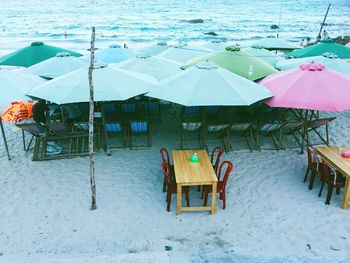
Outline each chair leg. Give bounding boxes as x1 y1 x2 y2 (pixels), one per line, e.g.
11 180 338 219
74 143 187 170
318 181 325 197
325 184 334 205
203 191 209 206
303 167 310 182
185 190 190 207
222 191 226 209
336 185 341 195
163 178 166 193
166 191 171 212
308 170 317 190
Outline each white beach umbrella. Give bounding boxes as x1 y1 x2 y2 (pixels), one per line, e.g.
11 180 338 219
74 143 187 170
155 45 212 64
146 61 273 106
201 41 231 51
27 63 158 104
111 56 182 81
252 38 301 50
136 42 169 57
0 69 46 106
22 52 87 79
80 44 135 64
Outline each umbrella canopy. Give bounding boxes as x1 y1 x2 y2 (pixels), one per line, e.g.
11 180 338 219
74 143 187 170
182 46 278 81
0 41 82 67
243 46 285 66
201 41 231 51
0 69 46 106
252 38 301 50
81 44 135 64
261 62 350 112
22 52 87 79
276 53 350 76
288 39 350 59
136 42 169 57
155 45 212 64
112 56 182 81
27 63 158 104
146 61 273 106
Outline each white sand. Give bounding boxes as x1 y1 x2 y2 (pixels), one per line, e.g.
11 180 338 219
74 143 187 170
1 107 350 263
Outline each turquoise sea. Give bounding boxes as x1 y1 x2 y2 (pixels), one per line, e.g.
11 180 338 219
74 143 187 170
0 0 349 54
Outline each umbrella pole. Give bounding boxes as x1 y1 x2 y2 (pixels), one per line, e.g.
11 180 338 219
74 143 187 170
0 118 11 160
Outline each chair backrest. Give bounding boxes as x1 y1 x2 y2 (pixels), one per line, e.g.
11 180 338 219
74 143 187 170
217 160 233 191
306 146 316 168
130 121 148 133
160 147 171 165
161 161 173 185
307 117 336 129
211 147 224 173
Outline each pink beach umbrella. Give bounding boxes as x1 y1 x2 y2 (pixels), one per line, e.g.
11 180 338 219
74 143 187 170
261 62 350 112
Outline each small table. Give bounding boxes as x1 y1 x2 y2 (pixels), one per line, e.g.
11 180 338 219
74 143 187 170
315 146 350 209
172 150 218 215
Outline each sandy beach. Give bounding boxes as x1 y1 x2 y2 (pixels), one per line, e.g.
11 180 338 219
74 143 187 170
1 104 350 263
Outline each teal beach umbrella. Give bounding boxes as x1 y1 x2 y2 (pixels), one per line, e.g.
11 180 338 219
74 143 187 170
0 41 82 67
288 39 350 59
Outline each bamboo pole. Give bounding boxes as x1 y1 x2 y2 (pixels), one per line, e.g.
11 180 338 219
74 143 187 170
0 118 11 160
88 27 97 210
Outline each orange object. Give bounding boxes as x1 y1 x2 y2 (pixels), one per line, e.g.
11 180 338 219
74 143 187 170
1 101 33 123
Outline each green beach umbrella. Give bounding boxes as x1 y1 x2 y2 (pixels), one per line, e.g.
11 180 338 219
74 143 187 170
27 63 158 104
22 52 86 79
287 39 350 59
276 53 350 76
252 38 301 51
182 46 278 81
146 61 273 106
112 55 182 81
243 46 285 66
156 45 212 64
0 41 82 67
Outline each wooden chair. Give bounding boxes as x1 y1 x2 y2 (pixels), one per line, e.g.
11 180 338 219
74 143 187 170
210 146 224 174
161 162 190 212
16 122 46 159
203 160 233 209
160 147 175 192
179 106 204 149
304 146 320 190
224 108 254 152
305 117 336 146
318 161 345 205
101 102 126 155
128 120 151 149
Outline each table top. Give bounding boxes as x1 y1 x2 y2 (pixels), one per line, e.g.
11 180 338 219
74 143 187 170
315 146 350 177
172 150 218 185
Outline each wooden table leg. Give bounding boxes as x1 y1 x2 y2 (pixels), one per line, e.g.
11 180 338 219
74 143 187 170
176 183 182 215
211 182 217 214
341 177 350 209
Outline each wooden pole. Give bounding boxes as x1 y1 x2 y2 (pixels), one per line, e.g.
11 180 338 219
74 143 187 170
316 3 331 43
88 27 97 210
0 118 11 160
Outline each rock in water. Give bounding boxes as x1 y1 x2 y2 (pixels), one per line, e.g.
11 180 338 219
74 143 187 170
188 19 204 24
204 32 218 36
128 238 150 253
271 24 279 29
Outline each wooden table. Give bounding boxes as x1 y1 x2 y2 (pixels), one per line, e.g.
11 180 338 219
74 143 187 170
315 146 350 209
172 150 218 215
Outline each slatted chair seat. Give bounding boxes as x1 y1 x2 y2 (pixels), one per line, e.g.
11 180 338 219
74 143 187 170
305 117 336 146
253 122 284 150
182 122 202 131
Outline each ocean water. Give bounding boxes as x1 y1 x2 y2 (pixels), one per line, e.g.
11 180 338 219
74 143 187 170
0 0 349 54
